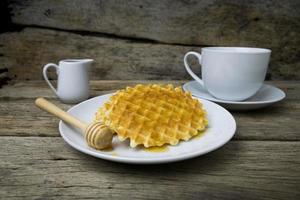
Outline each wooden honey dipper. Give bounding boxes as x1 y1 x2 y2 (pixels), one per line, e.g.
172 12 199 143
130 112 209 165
35 97 114 150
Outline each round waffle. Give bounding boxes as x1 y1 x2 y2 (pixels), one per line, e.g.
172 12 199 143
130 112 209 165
95 84 208 147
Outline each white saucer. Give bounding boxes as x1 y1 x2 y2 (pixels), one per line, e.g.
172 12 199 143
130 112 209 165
183 81 286 111
59 93 236 164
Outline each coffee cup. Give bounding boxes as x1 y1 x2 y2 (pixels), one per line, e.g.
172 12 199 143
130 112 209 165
184 47 271 101
43 59 93 103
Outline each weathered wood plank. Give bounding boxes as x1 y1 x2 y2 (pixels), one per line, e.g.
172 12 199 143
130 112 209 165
1 80 298 100
0 27 299 81
0 80 185 99
0 137 299 199
0 81 299 141
7 0 300 80
8 0 299 46
0 28 201 81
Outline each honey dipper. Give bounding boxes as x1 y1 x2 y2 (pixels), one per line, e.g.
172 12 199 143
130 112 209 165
35 97 114 150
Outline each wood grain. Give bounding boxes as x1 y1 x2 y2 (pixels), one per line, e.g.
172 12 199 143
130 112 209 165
0 81 299 141
0 28 200 81
0 80 185 98
0 137 299 200
0 27 299 81
7 0 300 80
8 0 299 46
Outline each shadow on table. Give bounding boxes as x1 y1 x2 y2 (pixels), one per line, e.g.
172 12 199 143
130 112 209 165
230 100 287 114
77 140 241 176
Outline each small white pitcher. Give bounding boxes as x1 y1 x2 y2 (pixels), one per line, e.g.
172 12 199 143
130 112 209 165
43 59 93 104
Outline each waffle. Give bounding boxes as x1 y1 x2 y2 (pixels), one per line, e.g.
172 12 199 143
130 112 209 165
95 84 208 148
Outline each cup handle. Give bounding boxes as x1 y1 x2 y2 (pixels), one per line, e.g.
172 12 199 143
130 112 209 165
184 51 204 86
43 63 59 96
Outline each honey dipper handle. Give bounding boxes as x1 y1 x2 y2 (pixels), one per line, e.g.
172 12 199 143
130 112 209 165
35 97 87 131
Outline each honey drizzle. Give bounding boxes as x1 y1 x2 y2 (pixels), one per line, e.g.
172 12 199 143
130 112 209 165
144 145 169 153
194 130 206 139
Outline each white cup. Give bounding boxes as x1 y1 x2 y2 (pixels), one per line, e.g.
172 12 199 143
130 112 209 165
184 47 271 101
43 59 93 103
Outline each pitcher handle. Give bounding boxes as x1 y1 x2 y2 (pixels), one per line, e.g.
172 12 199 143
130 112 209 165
43 63 59 96
184 51 204 87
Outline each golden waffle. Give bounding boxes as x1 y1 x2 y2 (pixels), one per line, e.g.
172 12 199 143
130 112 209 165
95 84 208 148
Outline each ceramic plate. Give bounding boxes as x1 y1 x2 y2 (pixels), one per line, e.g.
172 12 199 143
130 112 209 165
59 94 236 164
183 81 286 111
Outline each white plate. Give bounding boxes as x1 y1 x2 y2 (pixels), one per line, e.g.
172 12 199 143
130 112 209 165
183 81 286 111
59 94 236 164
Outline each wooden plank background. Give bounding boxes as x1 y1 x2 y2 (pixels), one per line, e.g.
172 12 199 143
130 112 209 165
0 28 200 81
0 0 299 84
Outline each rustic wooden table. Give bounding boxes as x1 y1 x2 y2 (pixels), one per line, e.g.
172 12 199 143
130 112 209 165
0 80 299 199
